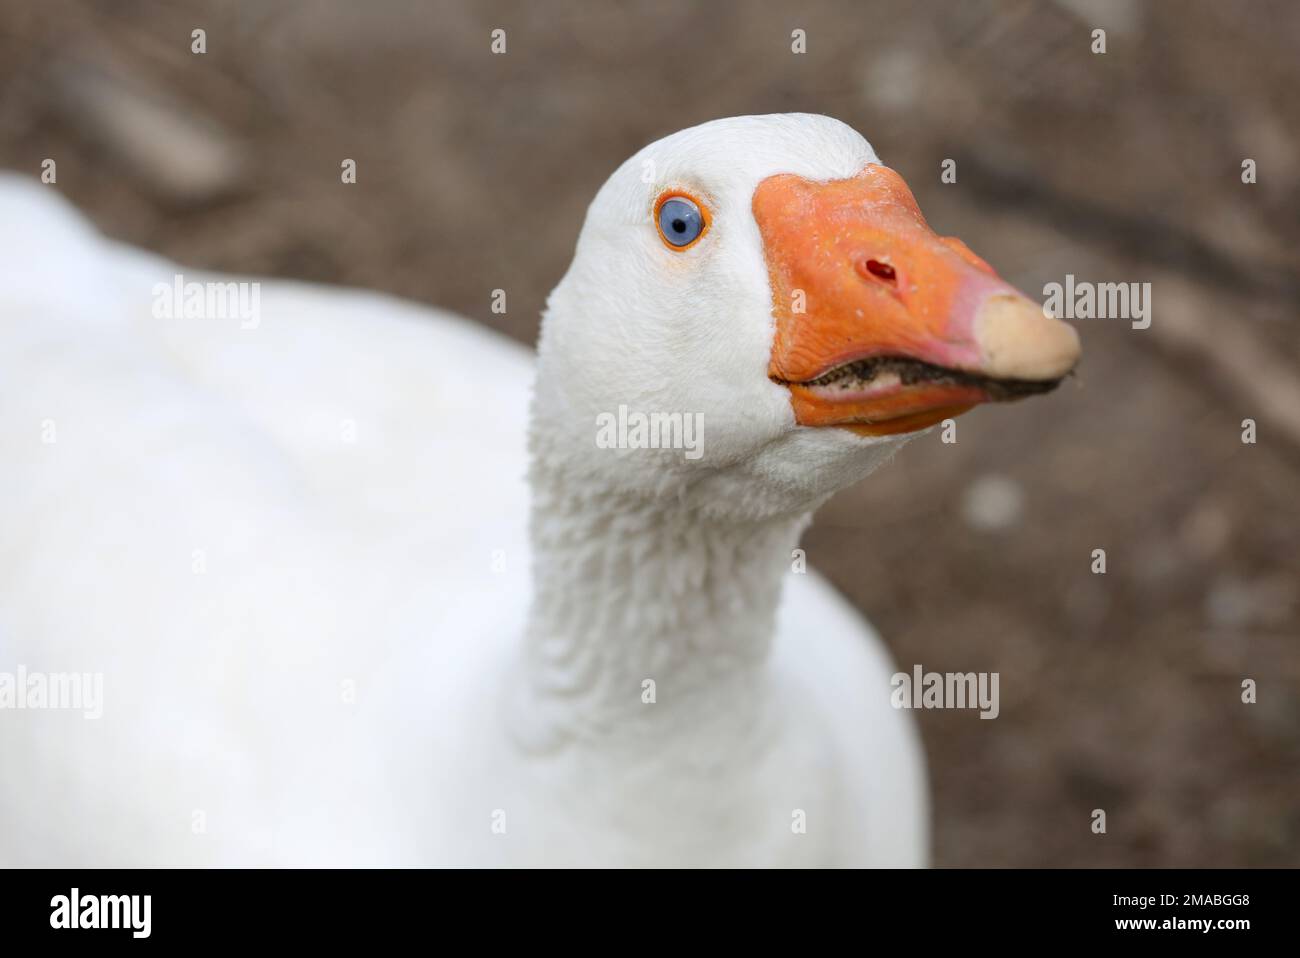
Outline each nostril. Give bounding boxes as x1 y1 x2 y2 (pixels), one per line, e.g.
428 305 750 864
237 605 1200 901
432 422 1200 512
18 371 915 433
864 259 897 283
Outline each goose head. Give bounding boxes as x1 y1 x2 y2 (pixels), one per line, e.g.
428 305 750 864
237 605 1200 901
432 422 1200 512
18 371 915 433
533 114 1080 520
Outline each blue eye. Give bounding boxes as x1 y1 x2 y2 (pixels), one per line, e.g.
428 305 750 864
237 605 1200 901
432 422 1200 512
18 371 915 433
657 196 705 248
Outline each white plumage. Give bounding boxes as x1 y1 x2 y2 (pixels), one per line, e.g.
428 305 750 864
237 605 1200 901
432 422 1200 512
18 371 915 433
0 115 930 866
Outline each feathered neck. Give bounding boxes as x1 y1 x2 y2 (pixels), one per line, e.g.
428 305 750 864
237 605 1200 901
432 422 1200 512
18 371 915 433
509 453 810 752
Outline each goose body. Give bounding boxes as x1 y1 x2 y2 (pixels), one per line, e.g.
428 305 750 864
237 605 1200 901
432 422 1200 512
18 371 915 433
0 114 1078 866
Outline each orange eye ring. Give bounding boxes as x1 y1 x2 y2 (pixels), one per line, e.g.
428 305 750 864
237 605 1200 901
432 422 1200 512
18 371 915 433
653 189 711 251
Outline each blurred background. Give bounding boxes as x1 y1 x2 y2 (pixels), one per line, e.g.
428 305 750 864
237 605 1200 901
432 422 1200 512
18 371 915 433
1 0 1296 866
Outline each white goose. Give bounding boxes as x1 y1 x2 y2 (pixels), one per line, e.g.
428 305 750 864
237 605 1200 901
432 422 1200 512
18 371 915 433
0 114 1078 867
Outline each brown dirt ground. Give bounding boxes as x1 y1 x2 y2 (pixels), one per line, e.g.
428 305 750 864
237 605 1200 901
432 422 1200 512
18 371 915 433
2 0 1296 866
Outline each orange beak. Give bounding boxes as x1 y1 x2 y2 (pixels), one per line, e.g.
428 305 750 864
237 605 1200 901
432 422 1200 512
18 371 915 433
755 165 1081 436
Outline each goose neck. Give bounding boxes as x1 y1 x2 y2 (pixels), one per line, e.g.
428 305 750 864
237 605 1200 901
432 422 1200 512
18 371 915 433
516 461 810 745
